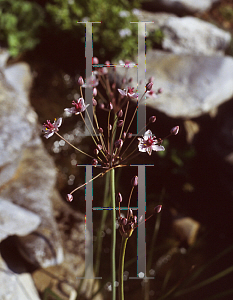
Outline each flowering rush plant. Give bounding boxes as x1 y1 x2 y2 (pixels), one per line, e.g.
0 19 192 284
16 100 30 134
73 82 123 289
42 58 179 300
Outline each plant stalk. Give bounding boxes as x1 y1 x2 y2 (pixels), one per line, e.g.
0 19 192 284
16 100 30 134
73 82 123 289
118 236 128 300
110 167 116 300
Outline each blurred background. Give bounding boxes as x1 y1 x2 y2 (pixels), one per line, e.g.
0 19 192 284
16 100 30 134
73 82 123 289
0 0 233 299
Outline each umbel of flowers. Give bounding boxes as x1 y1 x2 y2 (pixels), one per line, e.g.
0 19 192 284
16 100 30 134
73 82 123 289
42 58 179 300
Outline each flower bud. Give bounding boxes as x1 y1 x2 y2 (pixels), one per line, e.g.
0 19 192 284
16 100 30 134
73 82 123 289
99 103 105 109
123 132 126 139
122 218 127 226
127 132 132 139
92 98 97 106
115 139 123 148
117 110 123 118
109 124 112 131
146 82 153 91
98 128 103 134
131 176 138 186
93 87 97 97
116 192 123 203
66 194 73 202
94 148 99 155
105 60 111 66
97 144 102 151
92 57 99 64
109 102 113 110
117 120 124 127
129 209 133 218
170 126 179 135
149 116 156 123
157 88 163 94
78 76 84 86
154 205 162 214
92 159 98 165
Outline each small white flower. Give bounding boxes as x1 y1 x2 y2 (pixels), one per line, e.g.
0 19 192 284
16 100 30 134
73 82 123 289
138 130 165 155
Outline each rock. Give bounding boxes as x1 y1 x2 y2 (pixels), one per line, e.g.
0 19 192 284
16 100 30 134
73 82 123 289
142 0 220 15
121 50 233 118
0 255 40 300
0 51 64 268
32 190 103 300
161 16 231 56
0 60 37 184
0 141 64 268
137 11 231 56
0 199 41 242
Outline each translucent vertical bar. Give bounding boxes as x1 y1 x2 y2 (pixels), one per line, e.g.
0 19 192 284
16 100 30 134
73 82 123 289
137 22 146 134
137 165 146 277
85 23 93 135
85 165 94 278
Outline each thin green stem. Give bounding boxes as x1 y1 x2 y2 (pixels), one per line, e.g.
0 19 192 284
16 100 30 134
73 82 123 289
118 236 128 300
110 167 116 300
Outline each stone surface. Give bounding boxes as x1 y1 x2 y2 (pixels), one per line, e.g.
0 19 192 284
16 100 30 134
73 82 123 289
161 16 231 55
120 50 233 118
33 189 102 300
143 0 220 15
0 199 41 242
0 255 40 300
0 51 64 269
0 141 64 268
0 60 37 178
137 11 231 56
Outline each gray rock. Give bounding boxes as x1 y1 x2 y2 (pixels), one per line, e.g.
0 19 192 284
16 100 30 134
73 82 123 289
0 141 64 268
0 51 64 268
0 256 40 300
143 0 219 15
0 61 37 172
122 50 233 118
162 16 231 56
0 199 41 242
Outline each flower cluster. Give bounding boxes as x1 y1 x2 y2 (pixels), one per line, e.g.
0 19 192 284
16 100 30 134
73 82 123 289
42 57 179 200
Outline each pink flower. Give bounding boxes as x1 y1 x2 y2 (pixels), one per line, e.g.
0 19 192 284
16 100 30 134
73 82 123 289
138 130 164 155
118 87 138 99
64 98 89 115
42 118 62 139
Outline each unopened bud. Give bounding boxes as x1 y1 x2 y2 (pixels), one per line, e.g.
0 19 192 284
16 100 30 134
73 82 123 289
78 76 84 86
115 139 123 148
154 205 162 214
146 82 153 91
99 103 105 109
117 120 124 127
117 110 123 118
129 209 133 218
127 132 132 139
123 132 126 139
66 194 73 202
98 128 103 134
94 148 99 155
97 144 102 151
133 215 137 223
116 192 123 203
149 116 156 123
93 87 97 97
109 124 112 131
92 98 97 106
131 176 138 186
92 159 98 165
109 102 113 110
105 60 111 66
122 218 127 226
170 126 179 135
92 57 99 64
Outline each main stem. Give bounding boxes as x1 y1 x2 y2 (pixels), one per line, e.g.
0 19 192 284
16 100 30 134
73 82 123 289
118 236 128 300
110 167 116 300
